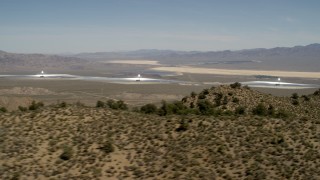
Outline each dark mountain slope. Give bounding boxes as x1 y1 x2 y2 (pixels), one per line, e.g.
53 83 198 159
0 51 88 72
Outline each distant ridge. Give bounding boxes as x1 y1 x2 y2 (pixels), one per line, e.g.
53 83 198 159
69 43 320 58
0 50 88 72
1 43 320 72
67 43 320 71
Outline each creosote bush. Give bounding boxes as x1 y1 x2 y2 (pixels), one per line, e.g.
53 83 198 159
96 100 105 108
291 93 299 99
252 103 267 116
107 100 128 110
140 103 157 114
28 101 44 111
235 106 246 115
158 100 190 116
313 89 320 96
0 107 7 113
292 99 299 106
175 119 189 132
230 82 241 89
274 109 290 118
197 100 214 115
232 97 239 103
98 141 114 154
190 91 197 98
59 101 67 108
267 105 275 116
59 146 73 161
18 106 28 112
301 95 310 101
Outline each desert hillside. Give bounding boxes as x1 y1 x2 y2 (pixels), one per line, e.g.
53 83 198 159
182 84 320 119
0 86 320 179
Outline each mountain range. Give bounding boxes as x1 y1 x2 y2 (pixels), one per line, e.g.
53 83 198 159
1 43 320 72
69 43 320 71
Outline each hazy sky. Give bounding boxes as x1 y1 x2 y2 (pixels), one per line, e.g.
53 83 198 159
1 0 320 53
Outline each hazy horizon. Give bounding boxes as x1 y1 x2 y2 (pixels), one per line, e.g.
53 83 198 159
1 0 320 53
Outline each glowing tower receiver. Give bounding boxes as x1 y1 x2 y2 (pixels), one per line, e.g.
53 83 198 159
276 77 281 86
136 74 141 81
40 70 45 78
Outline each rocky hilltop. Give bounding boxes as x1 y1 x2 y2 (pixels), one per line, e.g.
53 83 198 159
0 86 319 179
182 84 320 119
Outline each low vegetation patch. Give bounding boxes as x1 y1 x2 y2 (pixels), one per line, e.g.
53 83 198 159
0 107 7 113
28 101 44 110
0 85 319 179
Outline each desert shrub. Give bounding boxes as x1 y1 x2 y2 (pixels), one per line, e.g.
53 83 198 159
107 99 117 109
301 95 310 101
59 101 67 108
267 105 275 116
0 107 7 113
243 85 251 89
28 101 44 111
271 135 285 144
158 100 168 116
116 100 128 110
202 88 210 95
235 106 246 115
313 89 320 96
190 91 197 98
37 101 44 107
232 97 239 103
230 82 241 88
140 103 157 114
59 146 73 160
98 141 114 154
197 87 210 100
275 109 290 119
222 96 228 105
190 102 195 108
197 100 214 115
178 108 199 115
172 101 188 114
291 93 299 99
175 119 189 132
158 100 189 115
75 101 85 107
165 103 178 114
107 100 128 110
161 101 197 115
292 99 299 106
18 106 28 112
214 93 223 106
252 103 267 116
96 100 105 108
133 169 144 178
181 96 188 103
213 108 223 116
198 93 206 99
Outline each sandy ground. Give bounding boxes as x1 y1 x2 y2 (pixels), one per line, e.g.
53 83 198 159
152 66 320 78
105 60 161 65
